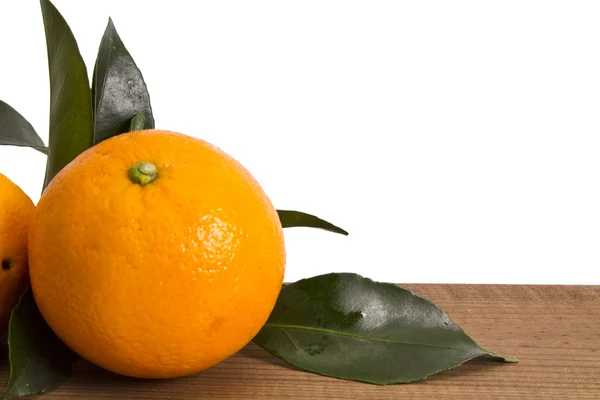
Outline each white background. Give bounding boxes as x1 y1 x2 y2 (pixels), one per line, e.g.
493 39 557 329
1 1 599 284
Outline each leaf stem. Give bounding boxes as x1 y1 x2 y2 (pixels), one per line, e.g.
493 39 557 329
129 112 146 132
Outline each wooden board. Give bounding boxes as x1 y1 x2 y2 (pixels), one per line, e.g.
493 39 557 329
0 284 598 399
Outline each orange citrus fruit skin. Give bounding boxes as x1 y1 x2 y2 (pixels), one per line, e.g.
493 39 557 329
29 130 286 379
0 173 35 332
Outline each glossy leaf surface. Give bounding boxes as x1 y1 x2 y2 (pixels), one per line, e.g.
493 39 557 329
254 273 516 384
92 18 154 145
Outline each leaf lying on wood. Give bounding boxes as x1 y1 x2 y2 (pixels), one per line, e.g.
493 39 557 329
254 273 516 385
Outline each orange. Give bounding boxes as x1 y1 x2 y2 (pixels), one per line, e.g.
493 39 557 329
28 130 285 379
0 173 35 332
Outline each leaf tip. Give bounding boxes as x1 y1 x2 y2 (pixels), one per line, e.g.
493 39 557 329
487 352 519 363
39 0 56 13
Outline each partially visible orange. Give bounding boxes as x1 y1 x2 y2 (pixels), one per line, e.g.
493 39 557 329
28 130 285 378
0 173 35 332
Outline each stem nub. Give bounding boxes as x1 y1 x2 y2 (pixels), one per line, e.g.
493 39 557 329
129 162 158 186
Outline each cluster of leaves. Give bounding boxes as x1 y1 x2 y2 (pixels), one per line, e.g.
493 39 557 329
0 0 516 398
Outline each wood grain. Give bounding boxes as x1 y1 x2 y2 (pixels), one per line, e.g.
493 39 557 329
0 284 598 399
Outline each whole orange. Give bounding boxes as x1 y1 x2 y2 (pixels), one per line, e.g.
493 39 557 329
0 173 35 332
28 130 285 379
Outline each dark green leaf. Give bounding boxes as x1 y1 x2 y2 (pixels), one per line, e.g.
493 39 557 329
0 100 47 155
92 18 154 145
277 210 348 235
3 287 79 399
40 0 93 188
129 112 146 132
254 273 517 385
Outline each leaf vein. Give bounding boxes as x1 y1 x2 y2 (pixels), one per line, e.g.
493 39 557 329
265 323 457 350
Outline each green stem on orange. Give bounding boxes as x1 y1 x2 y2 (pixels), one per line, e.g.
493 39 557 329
128 162 157 186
